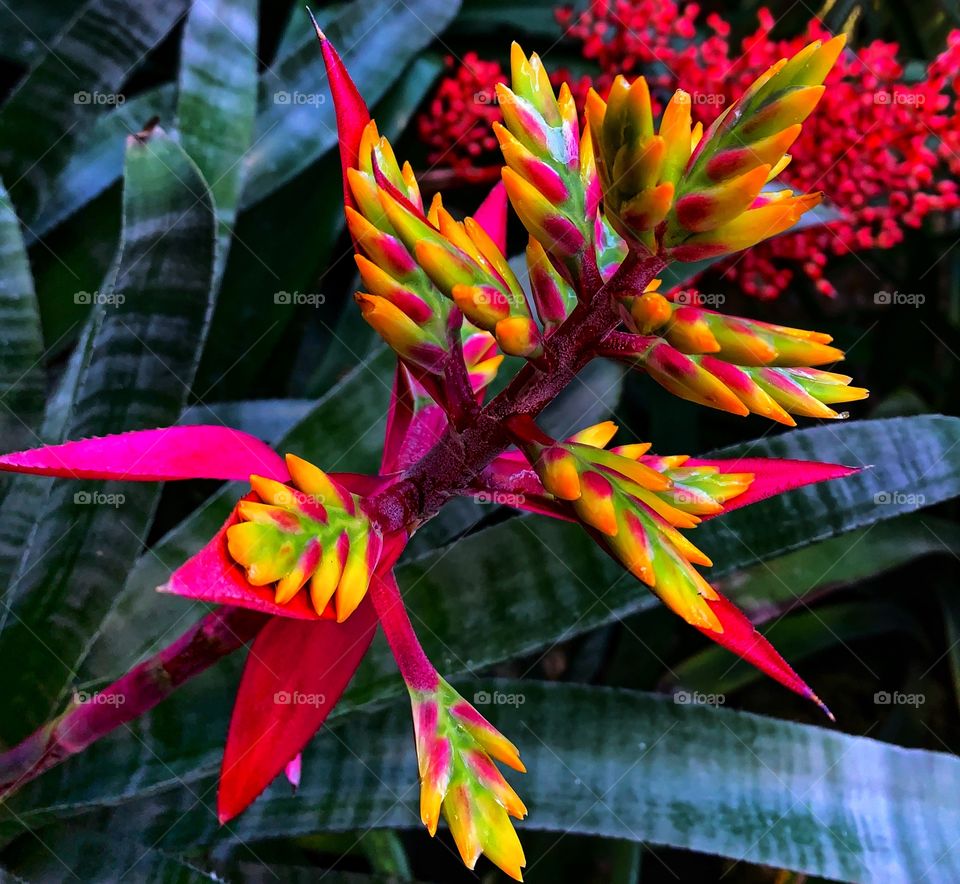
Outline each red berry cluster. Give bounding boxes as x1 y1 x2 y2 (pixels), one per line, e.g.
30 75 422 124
418 52 506 178
417 3 960 299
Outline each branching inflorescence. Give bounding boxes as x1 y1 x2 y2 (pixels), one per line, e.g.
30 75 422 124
0 19 870 880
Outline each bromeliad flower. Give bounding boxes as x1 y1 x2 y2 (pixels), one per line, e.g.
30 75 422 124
0 18 871 880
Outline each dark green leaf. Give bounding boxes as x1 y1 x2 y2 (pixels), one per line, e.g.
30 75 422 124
177 0 258 262
28 86 175 242
241 0 461 207
0 0 191 221
0 181 44 451
14 682 960 884
0 127 217 743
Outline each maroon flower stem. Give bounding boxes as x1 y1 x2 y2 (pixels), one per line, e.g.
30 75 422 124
365 253 667 533
0 606 267 796
368 572 438 692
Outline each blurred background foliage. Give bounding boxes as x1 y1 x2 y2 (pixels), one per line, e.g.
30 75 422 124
0 0 959 881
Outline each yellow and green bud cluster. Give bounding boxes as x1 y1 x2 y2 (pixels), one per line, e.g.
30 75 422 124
585 36 845 259
411 678 526 881
615 292 868 424
348 121 541 362
227 454 381 621
518 421 753 632
586 80 699 254
496 44 599 286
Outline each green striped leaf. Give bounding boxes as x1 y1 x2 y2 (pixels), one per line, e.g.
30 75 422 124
0 0 191 221
0 181 44 451
29 86 176 241
241 0 461 206
0 127 217 744
9 682 960 883
177 0 258 273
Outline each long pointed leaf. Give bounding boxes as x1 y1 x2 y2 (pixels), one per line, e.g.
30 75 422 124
0 127 217 743
0 181 43 451
0 0 191 221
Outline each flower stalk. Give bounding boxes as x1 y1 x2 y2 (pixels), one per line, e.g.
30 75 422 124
0 607 266 796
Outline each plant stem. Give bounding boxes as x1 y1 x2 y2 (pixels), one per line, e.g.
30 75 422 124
0 606 266 796
368 571 438 692
365 253 666 532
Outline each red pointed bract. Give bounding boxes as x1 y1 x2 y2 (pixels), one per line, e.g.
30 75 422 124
473 181 509 254
699 589 833 719
690 457 858 519
0 426 287 482
382 363 448 473
217 597 379 822
313 15 370 221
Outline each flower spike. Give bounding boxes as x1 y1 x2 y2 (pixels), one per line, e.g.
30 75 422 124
603 334 867 424
348 121 541 362
507 417 831 711
663 36 845 259
411 679 527 880
586 81 691 252
585 37 843 258
496 43 599 289
627 292 845 366
368 572 526 880
226 454 383 621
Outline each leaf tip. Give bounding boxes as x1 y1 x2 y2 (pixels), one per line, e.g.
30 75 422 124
305 6 325 41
